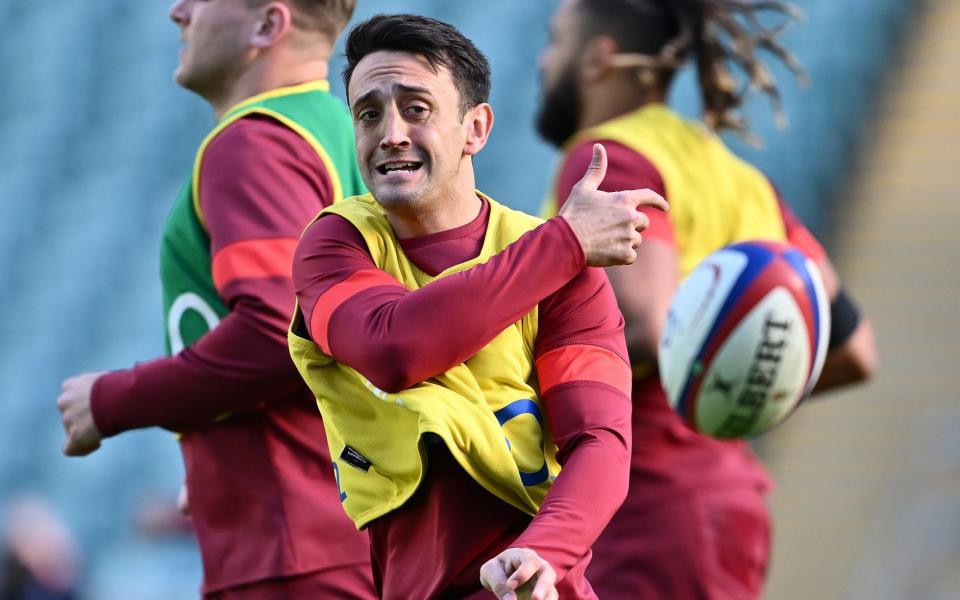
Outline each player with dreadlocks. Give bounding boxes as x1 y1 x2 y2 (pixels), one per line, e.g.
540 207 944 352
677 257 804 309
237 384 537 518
537 0 877 597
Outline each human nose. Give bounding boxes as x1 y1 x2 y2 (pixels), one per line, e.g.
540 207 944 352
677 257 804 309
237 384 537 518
170 0 189 27
379 106 411 150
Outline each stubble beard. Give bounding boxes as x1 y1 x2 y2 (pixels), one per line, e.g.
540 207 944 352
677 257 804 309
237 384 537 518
372 186 426 213
367 166 430 214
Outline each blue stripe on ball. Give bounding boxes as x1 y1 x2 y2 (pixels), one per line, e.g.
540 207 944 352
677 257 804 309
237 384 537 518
675 243 774 422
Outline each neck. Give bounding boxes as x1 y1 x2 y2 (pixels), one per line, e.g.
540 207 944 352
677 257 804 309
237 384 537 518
386 162 483 239
579 77 665 129
210 50 330 119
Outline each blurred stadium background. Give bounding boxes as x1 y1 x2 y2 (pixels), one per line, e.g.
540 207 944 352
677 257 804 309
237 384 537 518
0 0 954 598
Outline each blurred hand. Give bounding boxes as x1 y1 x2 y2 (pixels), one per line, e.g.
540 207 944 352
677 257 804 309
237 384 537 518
56 372 105 456
480 547 558 600
135 485 193 537
558 143 668 267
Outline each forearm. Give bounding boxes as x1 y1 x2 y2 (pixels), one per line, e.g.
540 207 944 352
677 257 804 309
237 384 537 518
92 116 332 436
91 310 300 436
604 240 678 369
813 318 877 394
810 284 876 394
510 383 631 580
321 218 586 391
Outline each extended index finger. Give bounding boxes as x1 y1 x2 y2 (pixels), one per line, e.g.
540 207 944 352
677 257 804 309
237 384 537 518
617 188 669 212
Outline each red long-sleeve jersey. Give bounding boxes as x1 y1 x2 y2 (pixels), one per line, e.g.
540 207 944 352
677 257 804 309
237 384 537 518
90 115 372 594
556 139 826 599
293 198 633 598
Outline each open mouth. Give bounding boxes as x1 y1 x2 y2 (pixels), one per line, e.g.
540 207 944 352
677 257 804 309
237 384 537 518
376 161 424 175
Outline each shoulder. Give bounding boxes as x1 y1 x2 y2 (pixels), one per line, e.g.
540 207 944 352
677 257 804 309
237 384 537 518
204 114 317 163
319 194 397 246
298 213 369 258
196 114 336 239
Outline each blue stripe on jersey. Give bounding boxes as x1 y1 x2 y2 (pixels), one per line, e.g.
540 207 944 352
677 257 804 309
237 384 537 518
494 399 550 487
494 399 544 426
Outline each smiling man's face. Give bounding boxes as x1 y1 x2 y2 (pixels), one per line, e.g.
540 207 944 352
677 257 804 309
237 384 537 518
348 50 472 212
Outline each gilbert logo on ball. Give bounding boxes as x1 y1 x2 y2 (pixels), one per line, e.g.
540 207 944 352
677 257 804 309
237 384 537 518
659 241 830 439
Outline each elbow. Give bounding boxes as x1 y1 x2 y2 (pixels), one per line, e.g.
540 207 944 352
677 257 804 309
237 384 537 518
364 370 415 396
847 350 877 385
367 374 414 395
848 319 879 383
602 426 632 507
610 464 630 509
362 345 422 393
613 437 631 505
602 450 631 518
812 319 878 395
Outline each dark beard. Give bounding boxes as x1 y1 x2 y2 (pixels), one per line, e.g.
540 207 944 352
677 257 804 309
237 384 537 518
536 67 582 148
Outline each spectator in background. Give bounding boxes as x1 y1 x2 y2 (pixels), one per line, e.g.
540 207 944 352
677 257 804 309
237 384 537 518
55 1 375 598
1 495 81 600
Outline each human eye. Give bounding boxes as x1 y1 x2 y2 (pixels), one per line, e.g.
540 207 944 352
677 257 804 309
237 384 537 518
403 103 430 120
357 108 380 123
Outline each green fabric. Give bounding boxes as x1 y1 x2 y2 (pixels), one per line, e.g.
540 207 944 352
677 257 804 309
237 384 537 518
160 84 364 355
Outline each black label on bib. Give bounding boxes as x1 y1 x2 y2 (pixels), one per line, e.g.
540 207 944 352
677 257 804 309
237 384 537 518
340 445 372 472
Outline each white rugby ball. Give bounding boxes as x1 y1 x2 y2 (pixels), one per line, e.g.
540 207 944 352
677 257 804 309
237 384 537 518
658 241 830 438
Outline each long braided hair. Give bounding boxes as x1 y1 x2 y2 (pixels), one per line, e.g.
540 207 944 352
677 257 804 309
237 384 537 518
581 0 806 138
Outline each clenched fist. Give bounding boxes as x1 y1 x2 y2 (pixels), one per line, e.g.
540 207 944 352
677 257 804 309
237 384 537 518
56 372 105 456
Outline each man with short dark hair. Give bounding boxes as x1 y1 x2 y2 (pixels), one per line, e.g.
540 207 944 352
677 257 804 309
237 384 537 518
55 1 375 597
288 13 668 600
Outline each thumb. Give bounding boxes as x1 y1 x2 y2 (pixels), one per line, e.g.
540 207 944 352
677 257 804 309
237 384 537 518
488 575 517 600
575 143 608 191
481 561 515 600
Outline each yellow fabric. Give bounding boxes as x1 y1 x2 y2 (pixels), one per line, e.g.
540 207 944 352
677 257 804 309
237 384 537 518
190 81 342 229
545 104 787 276
222 80 330 112
288 193 560 529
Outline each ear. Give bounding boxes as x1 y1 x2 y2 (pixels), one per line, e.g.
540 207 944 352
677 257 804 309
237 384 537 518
251 2 293 49
462 103 495 157
580 35 619 84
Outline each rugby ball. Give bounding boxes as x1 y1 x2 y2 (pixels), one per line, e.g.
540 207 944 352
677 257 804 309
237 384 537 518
658 241 830 438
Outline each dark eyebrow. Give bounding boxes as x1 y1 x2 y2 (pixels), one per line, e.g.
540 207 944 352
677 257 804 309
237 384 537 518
395 84 434 98
352 89 380 110
352 84 435 111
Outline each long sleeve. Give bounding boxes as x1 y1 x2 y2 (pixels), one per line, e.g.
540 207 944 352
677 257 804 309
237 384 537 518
292 213 588 393
508 267 633 581
92 115 334 435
